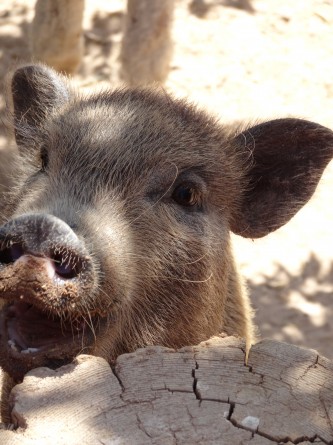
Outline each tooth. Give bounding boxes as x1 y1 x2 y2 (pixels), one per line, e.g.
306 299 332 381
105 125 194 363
21 348 39 354
8 339 19 352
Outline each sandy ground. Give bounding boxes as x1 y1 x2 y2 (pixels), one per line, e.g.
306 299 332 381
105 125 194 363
0 0 332 357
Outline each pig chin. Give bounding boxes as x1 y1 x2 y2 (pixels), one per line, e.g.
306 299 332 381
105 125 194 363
0 253 103 381
0 301 84 379
0 298 105 381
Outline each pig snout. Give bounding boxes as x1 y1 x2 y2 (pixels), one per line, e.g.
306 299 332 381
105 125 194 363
0 213 87 281
0 213 97 314
0 214 103 379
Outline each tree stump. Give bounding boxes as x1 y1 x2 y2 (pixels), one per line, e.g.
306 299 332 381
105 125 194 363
0 336 332 444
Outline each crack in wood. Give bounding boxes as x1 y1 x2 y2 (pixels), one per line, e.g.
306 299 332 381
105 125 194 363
192 360 200 401
226 401 235 421
111 364 125 393
135 413 153 439
227 413 326 444
192 350 331 444
319 396 333 442
1 338 332 444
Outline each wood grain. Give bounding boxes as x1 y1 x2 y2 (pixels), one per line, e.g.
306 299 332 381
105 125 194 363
0 336 332 444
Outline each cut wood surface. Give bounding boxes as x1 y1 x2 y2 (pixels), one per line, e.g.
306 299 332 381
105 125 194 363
0 336 332 444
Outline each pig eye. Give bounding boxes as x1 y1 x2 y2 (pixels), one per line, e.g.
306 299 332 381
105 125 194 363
40 146 49 172
172 184 201 208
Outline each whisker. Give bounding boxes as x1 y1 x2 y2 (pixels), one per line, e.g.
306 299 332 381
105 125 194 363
82 311 97 342
143 272 213 284
116 250 208 267
0 183 12 191
182 252 209 266
95 285 110 301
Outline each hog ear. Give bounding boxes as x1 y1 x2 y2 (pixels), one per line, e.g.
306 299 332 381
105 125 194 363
230 118 333 238
11 64 70 146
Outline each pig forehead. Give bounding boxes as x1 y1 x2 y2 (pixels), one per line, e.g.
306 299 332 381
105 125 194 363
71 104 178 147
56 99 226 169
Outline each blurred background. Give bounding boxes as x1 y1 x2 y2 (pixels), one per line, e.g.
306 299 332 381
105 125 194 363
0 0 332 357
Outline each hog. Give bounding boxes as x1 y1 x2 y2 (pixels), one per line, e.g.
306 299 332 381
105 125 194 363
0 64 333 385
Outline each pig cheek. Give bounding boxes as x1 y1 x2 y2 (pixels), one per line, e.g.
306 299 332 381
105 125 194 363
83 213 136 309
11 177 50 217
94 252 129 311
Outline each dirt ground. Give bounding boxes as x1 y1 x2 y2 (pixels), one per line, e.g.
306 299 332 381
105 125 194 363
0 0 332 357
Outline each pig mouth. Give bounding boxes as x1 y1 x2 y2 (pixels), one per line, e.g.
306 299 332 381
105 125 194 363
0 299 102 379
2 301 88 355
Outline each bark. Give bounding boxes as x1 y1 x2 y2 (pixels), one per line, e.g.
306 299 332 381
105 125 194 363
30 0 85 74
120 0 175 85
0 336 332 444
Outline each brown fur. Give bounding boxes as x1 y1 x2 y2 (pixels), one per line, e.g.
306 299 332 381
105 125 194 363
0 147 16 214
0 65 333 406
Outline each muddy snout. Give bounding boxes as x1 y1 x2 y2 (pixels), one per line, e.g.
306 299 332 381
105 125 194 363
0 214 96 313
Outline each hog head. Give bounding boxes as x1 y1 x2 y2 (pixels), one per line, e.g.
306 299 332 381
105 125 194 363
0 65 332 381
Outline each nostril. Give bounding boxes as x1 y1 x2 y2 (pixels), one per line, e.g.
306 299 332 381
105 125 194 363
51 251 83 280
53 259 77 279
0 242 25 264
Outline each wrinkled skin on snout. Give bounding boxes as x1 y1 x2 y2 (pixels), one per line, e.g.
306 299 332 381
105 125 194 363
0 65 332 382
